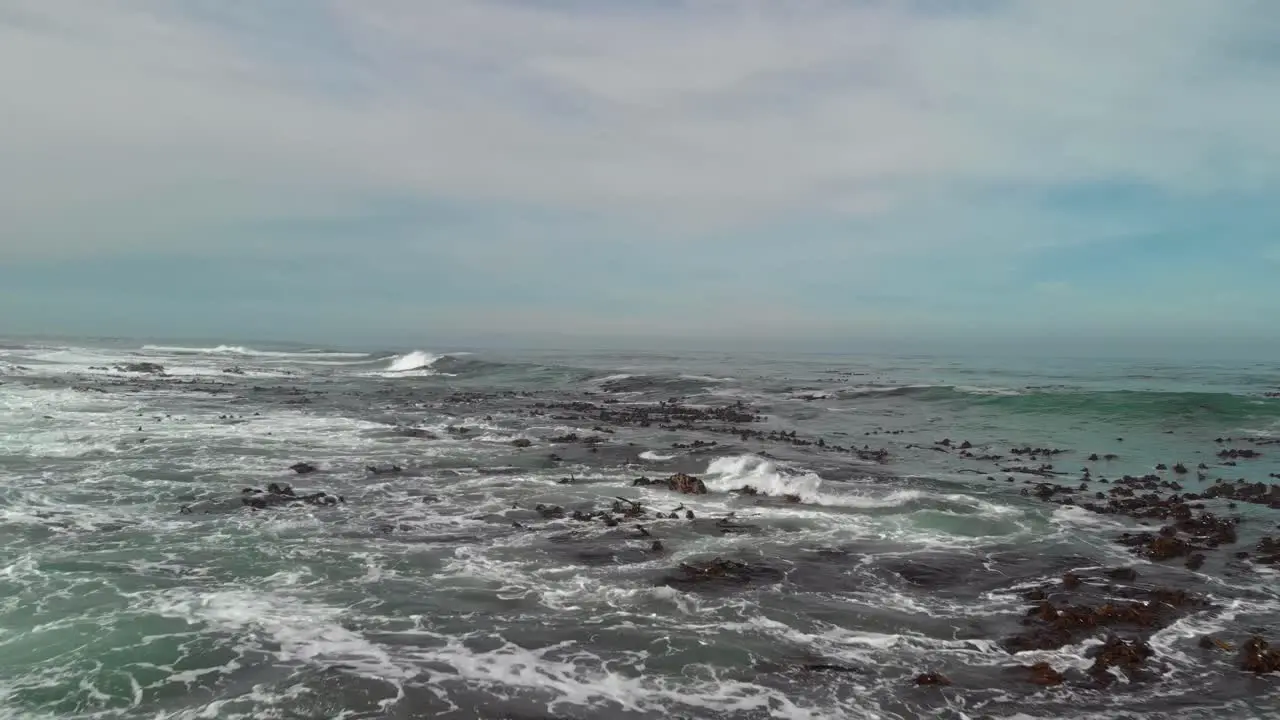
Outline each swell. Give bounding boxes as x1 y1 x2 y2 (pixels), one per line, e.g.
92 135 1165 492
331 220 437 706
841 385 1280 423
593 373 733 396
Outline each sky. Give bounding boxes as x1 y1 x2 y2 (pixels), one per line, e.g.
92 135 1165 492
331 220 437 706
0 0 1277 351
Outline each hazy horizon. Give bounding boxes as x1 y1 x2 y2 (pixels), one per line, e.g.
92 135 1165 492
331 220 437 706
1 1 1278 345
6 328 1279 365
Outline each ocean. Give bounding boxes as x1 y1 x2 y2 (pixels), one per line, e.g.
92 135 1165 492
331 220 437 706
1 338 1277 719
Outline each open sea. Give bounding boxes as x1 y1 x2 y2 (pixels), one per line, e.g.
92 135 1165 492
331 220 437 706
1 338 1278 719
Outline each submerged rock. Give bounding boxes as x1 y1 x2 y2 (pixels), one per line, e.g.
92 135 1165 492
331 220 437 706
1088 636 1155 682
241 483 343 510
290 462 318 474
1023 662 1065 686
1002 585 1205 653
115 362 165 374
914 672 952 686
1241 636 1280 674
658 557 785 592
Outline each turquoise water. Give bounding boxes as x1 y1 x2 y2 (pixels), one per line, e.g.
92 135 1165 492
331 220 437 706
0 339 1277 719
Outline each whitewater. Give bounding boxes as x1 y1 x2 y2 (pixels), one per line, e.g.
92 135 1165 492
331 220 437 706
0 338 1278 719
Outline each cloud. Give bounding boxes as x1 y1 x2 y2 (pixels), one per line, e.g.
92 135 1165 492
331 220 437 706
0 0 1277 341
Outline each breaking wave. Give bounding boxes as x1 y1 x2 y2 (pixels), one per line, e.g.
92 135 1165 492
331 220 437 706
702 455 914 508
385 351 441 373
702 455 1019 517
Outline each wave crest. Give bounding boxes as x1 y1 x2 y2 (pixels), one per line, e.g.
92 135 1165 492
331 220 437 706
385 351 442 373
703 455 919 508
141 344 367 359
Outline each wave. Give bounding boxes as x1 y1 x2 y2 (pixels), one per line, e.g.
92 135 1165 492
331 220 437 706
639 451 676 462
141 344 367 359
700 456 1022 520
385 350 441 373
834 384 1280 422
965 388 1280 423
597 373 728 396
702 455 923 509
836 384 1020 398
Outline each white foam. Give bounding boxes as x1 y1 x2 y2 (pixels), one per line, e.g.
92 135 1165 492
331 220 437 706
414 635 833 718
594 373 635 384
141 344 367 359
374 350 443 377
954 385 1023 396
702 455 912 508
639 451 676 462
148 588 415 681
839 384 931 396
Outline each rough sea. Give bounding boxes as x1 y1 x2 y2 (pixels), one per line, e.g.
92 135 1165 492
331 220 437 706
1 338 1278 720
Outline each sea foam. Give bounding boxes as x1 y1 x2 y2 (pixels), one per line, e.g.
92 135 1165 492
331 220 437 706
385 351 441 373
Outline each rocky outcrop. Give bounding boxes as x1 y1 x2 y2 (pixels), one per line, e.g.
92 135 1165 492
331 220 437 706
658 557 784 592
114 362 165 374
1241 636 1280 674
667 473 707 494
241 483 343 509
1088 636 1155 682
632 473 708 494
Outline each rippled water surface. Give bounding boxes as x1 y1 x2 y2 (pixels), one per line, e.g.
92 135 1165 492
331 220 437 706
1 340 1278 719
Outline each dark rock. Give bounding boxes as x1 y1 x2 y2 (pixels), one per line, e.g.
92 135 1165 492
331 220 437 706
396 427 438 439
1199 635 1234 652
1088 636 1154 680
1002 586 1205 654
1024 662 1065 686
290 462 318 474
914 672 952 686
1100 563 1141 579
658 557 785 592
667 473 709 494
1241 636 1280 674
241 483 343 510
511 438 533 448
115 362 166 374
535 504 565 519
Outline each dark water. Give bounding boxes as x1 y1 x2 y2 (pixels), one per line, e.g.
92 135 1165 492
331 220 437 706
1 340 1278 719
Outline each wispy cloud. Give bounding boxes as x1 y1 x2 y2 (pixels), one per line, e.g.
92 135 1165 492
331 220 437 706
1 0 1277 342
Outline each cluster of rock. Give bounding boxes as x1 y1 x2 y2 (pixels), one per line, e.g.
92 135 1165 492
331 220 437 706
240 483 344 509
659 557 785 592
113 362 166 374
526 399 894 465
632 473 708 494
